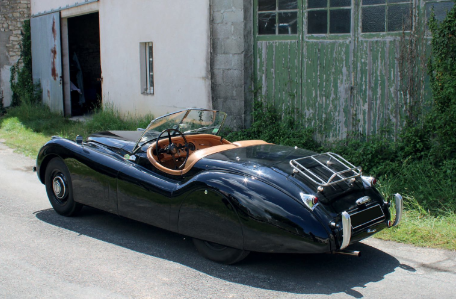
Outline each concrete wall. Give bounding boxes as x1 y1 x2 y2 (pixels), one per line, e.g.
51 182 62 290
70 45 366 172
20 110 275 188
0 0 31 107
210 0 253 129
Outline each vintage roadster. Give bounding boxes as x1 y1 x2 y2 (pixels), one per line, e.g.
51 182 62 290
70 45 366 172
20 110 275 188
35 108 403 264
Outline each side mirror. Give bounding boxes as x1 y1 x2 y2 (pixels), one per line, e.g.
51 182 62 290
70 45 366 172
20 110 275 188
76 135 83 145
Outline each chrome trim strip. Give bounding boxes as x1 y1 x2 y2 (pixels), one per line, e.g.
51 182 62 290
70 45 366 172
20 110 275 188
358 218 386 231
392 193 403 227
353 215 385 229
340 211 351 250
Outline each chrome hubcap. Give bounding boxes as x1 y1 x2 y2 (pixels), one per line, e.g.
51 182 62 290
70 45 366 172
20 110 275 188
52 175 66 200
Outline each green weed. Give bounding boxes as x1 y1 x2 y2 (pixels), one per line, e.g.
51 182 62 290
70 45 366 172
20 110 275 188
376 209 456 250
428 5 456 160
374 176 456 250
226 100 320 151
0 102 152 157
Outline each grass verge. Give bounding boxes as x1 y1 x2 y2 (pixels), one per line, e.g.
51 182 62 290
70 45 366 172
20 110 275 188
377 180 456 250
375 210 456 250
0 103 151 157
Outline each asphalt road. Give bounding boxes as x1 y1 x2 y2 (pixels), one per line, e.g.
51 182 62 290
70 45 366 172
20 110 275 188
1 140 455 299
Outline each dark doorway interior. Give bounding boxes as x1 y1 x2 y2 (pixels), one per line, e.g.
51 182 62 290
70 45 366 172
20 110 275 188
68 13 102 116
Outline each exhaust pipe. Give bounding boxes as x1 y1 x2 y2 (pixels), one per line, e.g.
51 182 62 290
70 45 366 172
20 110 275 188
334 250 361 257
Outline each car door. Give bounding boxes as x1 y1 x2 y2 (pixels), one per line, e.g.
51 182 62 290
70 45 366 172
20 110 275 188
117 161 179 231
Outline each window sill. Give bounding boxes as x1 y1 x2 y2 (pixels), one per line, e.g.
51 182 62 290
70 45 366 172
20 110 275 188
256 35 299 41
305 34 351 41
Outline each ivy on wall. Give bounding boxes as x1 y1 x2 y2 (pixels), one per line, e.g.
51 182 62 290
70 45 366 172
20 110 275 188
10 20 40 107
428 4 456 159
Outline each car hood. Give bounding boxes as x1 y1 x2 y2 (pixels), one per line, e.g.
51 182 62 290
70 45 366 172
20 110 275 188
87 131 142 153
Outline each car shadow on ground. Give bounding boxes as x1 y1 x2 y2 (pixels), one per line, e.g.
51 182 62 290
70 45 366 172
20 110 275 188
35 206 406 297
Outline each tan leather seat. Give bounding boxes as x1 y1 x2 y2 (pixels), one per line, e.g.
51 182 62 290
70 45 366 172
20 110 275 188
147 138 269 176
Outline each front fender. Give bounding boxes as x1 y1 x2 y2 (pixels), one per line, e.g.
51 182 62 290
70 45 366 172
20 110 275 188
36 137 81 184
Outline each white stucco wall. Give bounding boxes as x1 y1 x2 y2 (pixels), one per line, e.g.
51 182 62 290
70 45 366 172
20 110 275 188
99 0 212 117
31 0 212 118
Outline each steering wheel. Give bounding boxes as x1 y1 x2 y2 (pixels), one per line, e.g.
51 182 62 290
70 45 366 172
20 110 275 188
155 128 190 170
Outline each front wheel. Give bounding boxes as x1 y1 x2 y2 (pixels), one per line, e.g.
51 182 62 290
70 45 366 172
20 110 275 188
192 238 250 264
45 158 82 216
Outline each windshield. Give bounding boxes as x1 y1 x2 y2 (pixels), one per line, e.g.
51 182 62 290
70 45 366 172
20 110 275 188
133 108 227 152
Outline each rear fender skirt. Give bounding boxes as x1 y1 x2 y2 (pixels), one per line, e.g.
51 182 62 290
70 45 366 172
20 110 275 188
176 171 331 253
178 188 244 250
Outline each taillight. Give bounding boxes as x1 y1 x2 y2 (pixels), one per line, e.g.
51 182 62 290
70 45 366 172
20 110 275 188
361 176 377 188
300 193 319 210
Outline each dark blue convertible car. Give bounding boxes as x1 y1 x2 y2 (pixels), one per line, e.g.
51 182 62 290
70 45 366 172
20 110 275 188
36 108 403 264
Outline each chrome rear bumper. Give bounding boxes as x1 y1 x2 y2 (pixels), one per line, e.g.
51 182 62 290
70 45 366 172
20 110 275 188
340 211 351 250
389 193 403 227
339 193 403 250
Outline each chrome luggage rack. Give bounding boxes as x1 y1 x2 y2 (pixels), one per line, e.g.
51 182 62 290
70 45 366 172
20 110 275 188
289 152 362 188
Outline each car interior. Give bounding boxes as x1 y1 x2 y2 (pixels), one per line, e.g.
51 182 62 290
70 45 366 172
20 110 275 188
146 133 268 175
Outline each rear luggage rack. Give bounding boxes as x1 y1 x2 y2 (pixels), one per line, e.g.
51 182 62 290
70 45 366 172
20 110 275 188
290 152 362 188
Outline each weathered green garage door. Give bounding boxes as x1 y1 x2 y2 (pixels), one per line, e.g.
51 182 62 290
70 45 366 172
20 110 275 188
254 0 445 140
302 0 353 140
255 0 302 111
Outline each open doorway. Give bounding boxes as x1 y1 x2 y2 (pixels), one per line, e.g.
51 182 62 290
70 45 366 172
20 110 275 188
67 12 101 116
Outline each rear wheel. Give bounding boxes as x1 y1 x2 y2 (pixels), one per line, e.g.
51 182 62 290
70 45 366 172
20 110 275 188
45 158 82 216
192 238 250 264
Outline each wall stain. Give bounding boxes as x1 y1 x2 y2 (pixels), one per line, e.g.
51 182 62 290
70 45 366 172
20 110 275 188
52 16 57 40
51 45 58 81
